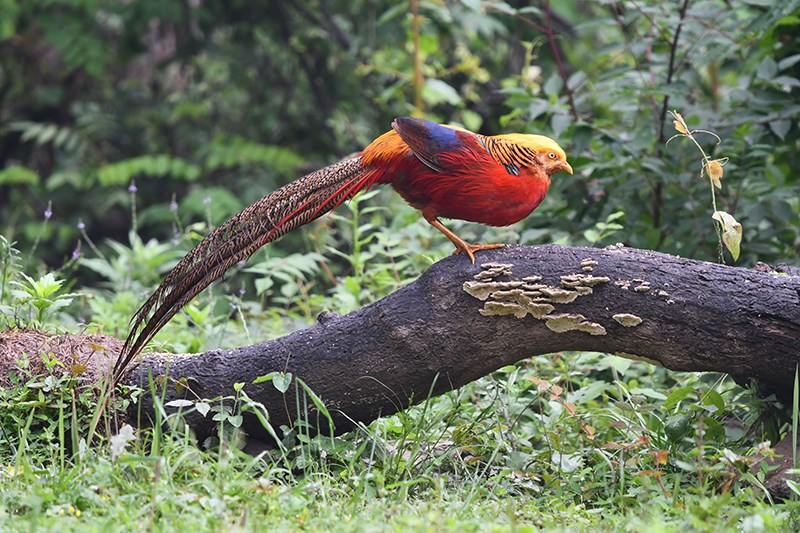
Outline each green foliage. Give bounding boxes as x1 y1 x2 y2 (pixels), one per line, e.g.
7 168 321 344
245 252 325 309
0 344 135 469
2 0 798 269
6 121 89 159
0 165 39 186
0 235 20 306
78 231 213 351
204 137 304 174
2 272 78 327
582 211 625 247
80 231 182 290
4 344 799 529
97 155 202 186
498 1 799 263
327 190 406 311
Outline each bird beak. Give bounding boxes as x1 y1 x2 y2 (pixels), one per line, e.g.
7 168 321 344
561 161 574 175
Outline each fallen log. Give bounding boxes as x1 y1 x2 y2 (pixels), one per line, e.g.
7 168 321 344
124 244 800 446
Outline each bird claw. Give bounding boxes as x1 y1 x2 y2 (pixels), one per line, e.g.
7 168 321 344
452 243 505 264
425 218 505 264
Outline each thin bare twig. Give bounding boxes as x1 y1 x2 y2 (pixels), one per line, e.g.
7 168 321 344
658 0 691 143
653 0 691 233
493 2 579 121
543 1 579 121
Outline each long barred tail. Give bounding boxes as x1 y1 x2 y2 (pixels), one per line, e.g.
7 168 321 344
113 155 374 380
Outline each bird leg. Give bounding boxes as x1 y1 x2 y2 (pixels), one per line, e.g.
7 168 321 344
426 218 504 264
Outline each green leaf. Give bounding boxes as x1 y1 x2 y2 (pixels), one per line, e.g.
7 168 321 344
252 370 294 394
253 372 277 384
460 109 483 132
605 355 632 375
712 211 743 261
204 137 302 175
422 79 463 106
273 372 292 393
165 399 194 408
0 165 39 186
0 0 18 40
664 413 692 442
543 73 563 97
583 229 600 243
769 119 791 140
701 389 725 414
742 0 778 5
778 53 800 71
606 211 625 223
756 56 778 80
551 113 571 137
568 380 609 404
664 386 695 410
551 451 582 473
786 479 800 497
195 402 211 417
296 377 335 436
773 75 800 89
630 387 667 401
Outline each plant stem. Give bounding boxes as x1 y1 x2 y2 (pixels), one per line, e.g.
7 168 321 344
0 237 9 303
674 115 726 262
411 0 423 116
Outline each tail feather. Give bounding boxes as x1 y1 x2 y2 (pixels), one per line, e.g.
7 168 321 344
113 155 374 380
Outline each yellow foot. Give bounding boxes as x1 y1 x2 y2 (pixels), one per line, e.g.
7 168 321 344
452 242 505 264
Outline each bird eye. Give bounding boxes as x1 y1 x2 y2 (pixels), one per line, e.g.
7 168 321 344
548 152 557 159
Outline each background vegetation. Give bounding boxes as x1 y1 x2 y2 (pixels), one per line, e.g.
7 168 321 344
1 0 799 530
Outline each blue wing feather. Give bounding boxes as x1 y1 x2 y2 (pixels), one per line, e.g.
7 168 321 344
422 119 459 149
392 117 468 172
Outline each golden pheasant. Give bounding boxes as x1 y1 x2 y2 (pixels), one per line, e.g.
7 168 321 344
113 117 572 379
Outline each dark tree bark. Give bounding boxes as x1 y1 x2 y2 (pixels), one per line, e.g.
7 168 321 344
125 244 800 446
